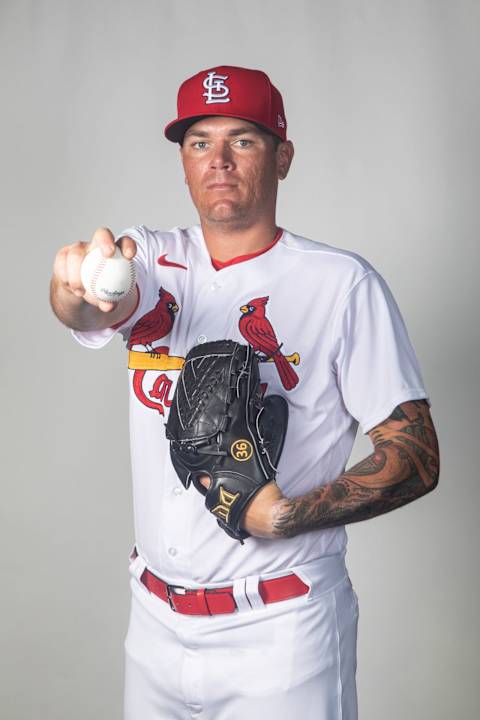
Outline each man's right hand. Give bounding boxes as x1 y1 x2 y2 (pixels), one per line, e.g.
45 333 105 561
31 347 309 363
50 227 139 330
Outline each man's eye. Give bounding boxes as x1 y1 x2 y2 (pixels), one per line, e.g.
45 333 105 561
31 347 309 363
235 139 253 148
192 141 208 149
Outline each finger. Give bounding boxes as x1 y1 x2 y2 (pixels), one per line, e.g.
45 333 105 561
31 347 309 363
53 245 70 286
65 241 89 295
117 235 137 259
90 226 116 258
199 474 211 490
54 242 85 286
97 299 117 313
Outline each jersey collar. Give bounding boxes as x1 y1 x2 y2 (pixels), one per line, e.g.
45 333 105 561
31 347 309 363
210 227 284 271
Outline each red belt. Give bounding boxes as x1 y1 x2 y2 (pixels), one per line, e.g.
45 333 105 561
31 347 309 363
132 548 309 616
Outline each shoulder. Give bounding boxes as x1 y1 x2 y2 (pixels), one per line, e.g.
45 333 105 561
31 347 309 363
279 229 377 285
115 224 193 248
114 224 198 266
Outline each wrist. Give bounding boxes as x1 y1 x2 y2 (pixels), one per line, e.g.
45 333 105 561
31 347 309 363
241 482 286 539
269 496 295 539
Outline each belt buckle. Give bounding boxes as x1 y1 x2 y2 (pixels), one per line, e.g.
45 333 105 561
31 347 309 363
166 583 187 612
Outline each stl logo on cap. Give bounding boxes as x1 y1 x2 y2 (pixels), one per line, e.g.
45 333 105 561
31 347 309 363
202 71 231 105
164 65 288 143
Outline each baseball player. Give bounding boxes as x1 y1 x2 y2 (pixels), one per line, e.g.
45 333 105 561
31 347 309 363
50 65 440 720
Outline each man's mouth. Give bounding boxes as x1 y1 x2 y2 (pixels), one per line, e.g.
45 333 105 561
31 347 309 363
207 182 237 189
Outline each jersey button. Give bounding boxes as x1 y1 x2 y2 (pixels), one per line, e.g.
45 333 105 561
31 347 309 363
173 487 183 496
197 334 207 343
210 281 221 291
168 547 178 557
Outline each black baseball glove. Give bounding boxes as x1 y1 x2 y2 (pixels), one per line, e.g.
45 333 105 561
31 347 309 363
165 339 288 542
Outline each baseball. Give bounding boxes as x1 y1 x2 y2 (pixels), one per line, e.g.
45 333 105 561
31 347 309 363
80 246 136 303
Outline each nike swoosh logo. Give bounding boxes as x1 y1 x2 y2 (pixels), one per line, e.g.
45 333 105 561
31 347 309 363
157 254 188 270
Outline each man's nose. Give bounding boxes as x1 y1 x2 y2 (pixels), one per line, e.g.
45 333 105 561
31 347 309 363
210 142 235 171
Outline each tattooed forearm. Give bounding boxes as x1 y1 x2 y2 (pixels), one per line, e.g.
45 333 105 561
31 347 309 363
273 400 439 539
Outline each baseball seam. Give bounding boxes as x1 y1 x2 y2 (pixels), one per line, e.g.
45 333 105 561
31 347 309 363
91 257 107 298
90 256 136 301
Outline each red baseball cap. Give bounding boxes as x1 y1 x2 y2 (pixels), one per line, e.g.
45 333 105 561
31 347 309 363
164 65 287 143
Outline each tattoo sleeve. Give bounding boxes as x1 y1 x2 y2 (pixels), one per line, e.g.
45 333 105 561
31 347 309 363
273 400 439 539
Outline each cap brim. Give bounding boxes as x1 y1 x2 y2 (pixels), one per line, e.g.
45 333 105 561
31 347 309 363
164 116 212 143
164 113 285 144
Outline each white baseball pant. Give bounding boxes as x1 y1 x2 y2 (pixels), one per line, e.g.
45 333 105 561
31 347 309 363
124 550 359 720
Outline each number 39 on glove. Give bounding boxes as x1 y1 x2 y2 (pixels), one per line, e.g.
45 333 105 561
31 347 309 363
165 339 289 543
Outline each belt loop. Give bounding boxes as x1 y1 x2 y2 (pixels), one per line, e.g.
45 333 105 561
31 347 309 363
245 574 265 610
233 577 251 612
129 554 147 582
195 588 211 615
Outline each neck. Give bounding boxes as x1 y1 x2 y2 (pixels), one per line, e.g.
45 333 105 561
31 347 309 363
200 218 279 262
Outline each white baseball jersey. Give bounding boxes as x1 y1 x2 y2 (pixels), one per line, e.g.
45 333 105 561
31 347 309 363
73 224 429 586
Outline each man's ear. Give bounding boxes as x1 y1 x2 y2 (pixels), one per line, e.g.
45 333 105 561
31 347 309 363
277 140 294 180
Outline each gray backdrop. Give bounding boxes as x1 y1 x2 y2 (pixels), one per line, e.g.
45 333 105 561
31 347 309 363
1 1 478 718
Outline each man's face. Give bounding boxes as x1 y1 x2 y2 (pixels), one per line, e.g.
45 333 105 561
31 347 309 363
180 117 292 228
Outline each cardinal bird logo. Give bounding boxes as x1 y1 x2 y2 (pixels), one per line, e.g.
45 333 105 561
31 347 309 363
128 286 180 415
128 287 179 352
239 296 299 391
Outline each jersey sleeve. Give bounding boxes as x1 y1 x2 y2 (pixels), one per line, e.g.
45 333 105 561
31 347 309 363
71 225 151 349
331 270 430 434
